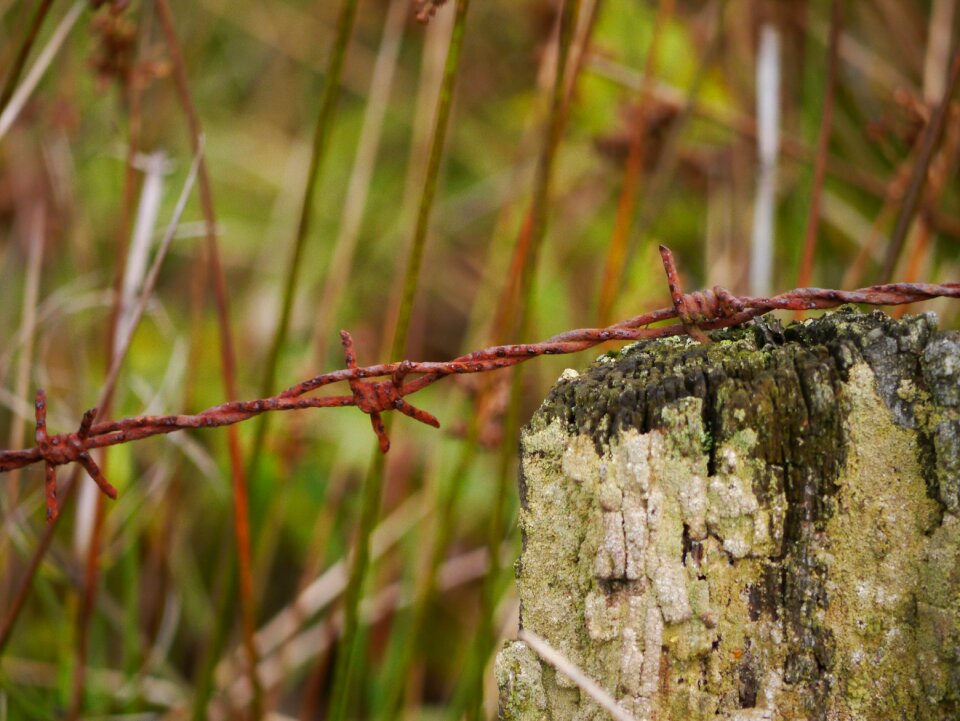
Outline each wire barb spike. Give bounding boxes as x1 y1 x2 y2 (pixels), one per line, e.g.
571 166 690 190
659 245 711 344
33 389 116 523
340 330 440 454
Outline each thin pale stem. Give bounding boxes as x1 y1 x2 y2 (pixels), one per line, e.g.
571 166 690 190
519 629 638 721
0 0 85 141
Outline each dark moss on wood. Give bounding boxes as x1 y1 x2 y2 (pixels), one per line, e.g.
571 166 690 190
537 308 952 513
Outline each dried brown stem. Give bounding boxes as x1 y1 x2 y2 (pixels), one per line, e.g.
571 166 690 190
152 0 261 713
881 43 960 280
795 0 841 298
0 0 56 114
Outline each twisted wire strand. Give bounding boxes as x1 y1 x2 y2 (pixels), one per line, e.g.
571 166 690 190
3 245 958 521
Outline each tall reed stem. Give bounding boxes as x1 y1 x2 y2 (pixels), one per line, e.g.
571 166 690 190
327 2 470 719
153 0 262 715
457 2 577 717
0 0 55 114
247 0 359 479
794 0 841 301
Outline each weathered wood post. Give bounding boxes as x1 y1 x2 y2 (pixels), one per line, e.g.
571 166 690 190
497 309 960 720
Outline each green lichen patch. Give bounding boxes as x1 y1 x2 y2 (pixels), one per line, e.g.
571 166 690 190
917 513 960 708
497 641 549 721
823 363 945 718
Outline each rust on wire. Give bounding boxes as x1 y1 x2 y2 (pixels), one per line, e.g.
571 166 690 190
4 246 959 522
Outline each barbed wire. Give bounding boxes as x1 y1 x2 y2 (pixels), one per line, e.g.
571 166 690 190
3 245 958 522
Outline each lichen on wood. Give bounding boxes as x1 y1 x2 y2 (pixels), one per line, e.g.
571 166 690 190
497 308 960 721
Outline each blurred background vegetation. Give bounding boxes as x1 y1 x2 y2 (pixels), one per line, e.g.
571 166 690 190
0 0 958 718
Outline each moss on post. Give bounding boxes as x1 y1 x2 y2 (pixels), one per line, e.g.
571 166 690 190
497 308 960 721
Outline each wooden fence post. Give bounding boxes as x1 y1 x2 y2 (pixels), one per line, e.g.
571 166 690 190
497 308 960 721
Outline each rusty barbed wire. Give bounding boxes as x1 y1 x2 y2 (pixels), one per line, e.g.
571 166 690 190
3 245 959 522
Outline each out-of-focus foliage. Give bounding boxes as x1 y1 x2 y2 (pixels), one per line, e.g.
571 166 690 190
0 0 958 718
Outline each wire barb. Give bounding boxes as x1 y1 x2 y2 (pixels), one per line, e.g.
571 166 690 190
657 245 747 344
33 390 116 524
659 245 711 343
340 330 440 454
